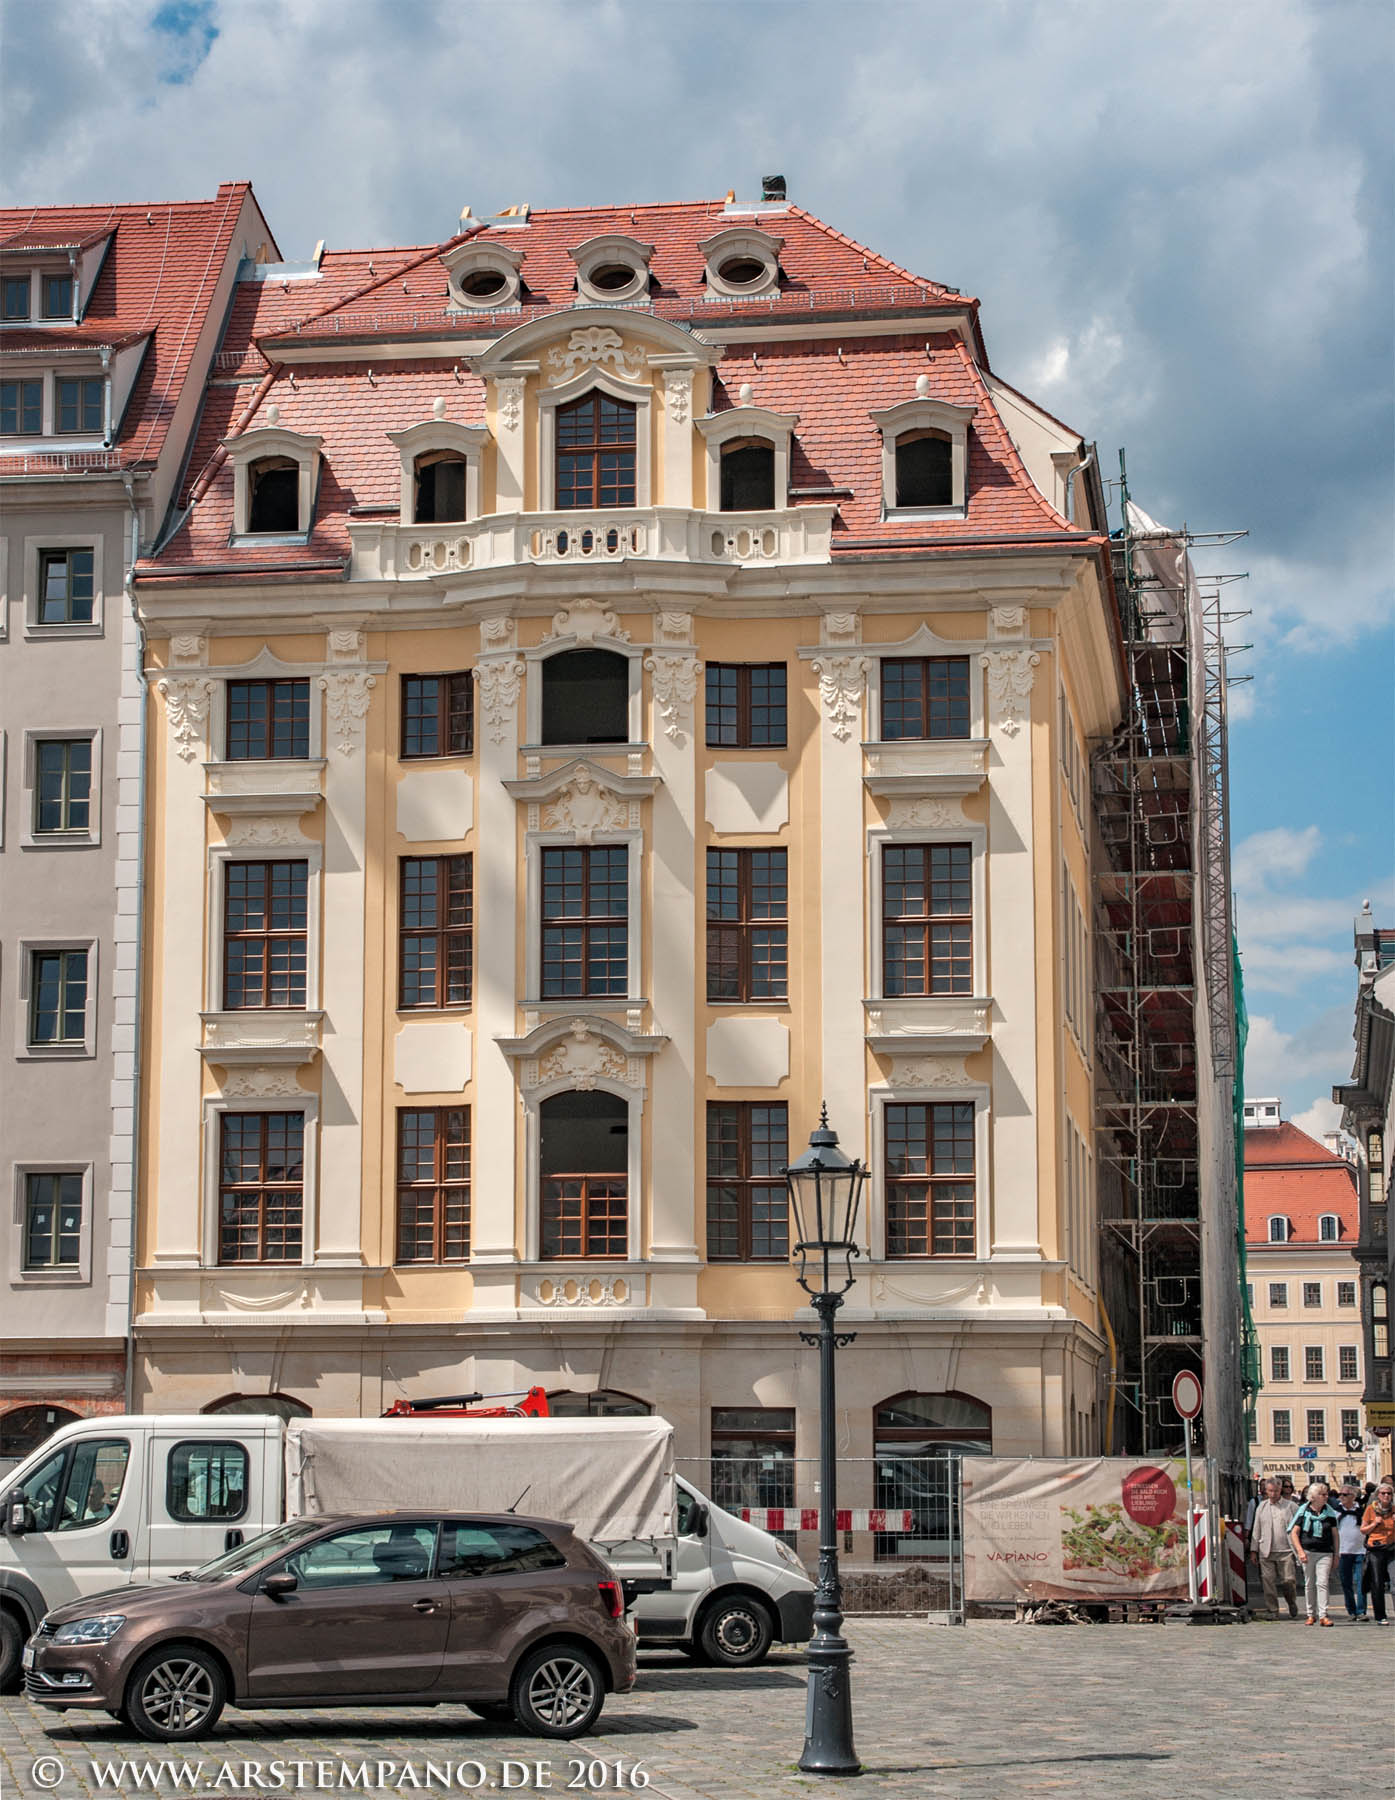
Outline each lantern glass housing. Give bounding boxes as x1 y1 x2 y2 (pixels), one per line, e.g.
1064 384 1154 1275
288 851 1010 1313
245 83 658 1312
784 1107 866 1294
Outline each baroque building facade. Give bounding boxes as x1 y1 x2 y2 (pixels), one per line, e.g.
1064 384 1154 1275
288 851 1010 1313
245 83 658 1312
129 194 1123 1510
0 186 274 1463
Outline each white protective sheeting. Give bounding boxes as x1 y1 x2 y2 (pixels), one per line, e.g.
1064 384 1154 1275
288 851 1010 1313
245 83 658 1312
285 1416 674 1549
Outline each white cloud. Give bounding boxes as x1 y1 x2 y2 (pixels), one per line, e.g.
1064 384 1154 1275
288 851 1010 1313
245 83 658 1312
1291 1096 1342 1141
1243 1005 1355 1118
1234 826 1323 893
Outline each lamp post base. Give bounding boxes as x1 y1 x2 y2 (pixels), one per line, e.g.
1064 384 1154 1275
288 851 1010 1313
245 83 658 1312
798 1629 860 1775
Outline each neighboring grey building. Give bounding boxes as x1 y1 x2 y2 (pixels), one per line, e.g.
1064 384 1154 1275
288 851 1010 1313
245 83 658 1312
1334 903 1395 1448
0 185 275 1460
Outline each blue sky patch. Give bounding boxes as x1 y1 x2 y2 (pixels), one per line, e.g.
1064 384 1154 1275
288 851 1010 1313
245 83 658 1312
151 1 219 84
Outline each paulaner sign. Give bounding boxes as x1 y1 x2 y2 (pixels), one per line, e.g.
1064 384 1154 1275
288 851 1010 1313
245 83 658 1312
963 1457 1203 1603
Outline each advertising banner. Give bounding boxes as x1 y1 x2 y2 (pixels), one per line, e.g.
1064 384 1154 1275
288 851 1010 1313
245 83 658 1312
963 1456 1204 1603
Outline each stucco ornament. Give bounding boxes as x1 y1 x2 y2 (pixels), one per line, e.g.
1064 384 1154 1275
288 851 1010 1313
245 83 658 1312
822 611 860 645
318 669 376 755
223 817 306 848
656 610 693 645
989 604 1027 640
539 1021 627 1091
544 768 630 842
664 369 693 425
644 649 702 743
811 653 870 742
980 648 1040 737
886 797 963 831
327 627 365 662
534 1277 631 1308
545 600 629 644
893 1056 968 1088
158 675 214 762
481 614 515 647
169 633 207 668
220 1066 304 1098
477 657 524 743
546 327 645 384
496 378 524 432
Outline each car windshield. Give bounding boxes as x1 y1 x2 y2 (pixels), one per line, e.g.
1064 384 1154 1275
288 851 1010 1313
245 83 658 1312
186 1518 326 1581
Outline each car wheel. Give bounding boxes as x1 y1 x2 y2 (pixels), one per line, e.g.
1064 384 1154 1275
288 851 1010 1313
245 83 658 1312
0 1610 24 1694
123 1644 226 1742
509 1643 605 1739
465 1700 515 1724
697 1596 774 1667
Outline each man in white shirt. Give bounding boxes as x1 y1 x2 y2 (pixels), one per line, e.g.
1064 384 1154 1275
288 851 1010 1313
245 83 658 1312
1249 1476 1300 1619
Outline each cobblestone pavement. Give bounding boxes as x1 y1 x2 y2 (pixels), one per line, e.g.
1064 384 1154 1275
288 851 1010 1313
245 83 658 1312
2 1617 1390 1800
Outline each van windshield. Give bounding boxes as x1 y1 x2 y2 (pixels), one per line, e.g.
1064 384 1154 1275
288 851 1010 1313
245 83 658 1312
187 1518 325 1581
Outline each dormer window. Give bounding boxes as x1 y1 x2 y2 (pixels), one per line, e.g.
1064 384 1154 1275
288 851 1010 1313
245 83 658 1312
3 275 29 320
247 458 300 533
1268 1216 1289 1243
55 377 103 436
42 274 73 319
568 236 653 306
698 227 783 299
871 395 976 517
414 451 466 523
720 440 775 511
225 419 323 541
1 378 42 436
442 242 524 312
1319 1214 1339 1242
556 393 636 509
387 415 489 527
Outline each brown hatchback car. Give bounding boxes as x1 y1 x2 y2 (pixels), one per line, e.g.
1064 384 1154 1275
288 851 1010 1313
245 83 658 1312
24 1511 636 1742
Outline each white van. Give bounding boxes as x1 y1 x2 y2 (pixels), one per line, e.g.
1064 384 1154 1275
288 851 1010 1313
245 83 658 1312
0 1414 812 1688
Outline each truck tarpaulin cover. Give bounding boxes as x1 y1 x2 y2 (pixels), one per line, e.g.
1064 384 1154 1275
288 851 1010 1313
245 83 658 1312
962 1457 1204 1603
285 1416 674 1547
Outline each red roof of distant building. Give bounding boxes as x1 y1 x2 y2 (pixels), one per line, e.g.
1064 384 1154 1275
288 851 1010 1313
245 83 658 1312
1243 1123 1358 1244
0 183 268 471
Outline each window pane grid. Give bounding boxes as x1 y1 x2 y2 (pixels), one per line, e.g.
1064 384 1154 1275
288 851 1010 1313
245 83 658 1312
56 377 103 434
885 1103 975 1257
401 673 473 757
540 1177 628 1259
707 849 788 1002
223 862 309 1009
30 949 87 1045
396 1108 470 1262
399 856 473 1009
541 847 628 997
219 1113 304 1263
38 549 95 624
226 680 310 760
883 844 972 995
706 1104 789 1261
555 394 636 510
705 663 787 747
24 1173 83 1269
880 658 971 741
35 738 92 833
1 378 42 435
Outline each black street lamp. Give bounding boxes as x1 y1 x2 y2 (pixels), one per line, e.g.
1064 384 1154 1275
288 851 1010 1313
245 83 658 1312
785 1105 867 1778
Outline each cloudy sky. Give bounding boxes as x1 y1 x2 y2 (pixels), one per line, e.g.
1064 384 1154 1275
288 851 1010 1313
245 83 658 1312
4 0 1391 1136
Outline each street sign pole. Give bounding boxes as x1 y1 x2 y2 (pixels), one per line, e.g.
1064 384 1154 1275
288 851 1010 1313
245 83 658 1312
1172 1368 1204 1607
1184 1414 1198 1605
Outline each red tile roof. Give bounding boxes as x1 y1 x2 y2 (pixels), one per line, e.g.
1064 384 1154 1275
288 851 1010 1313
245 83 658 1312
0 183 268 471
1243 1124 1359 1244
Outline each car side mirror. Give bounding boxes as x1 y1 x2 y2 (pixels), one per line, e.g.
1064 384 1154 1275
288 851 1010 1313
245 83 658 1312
6 1490 34 1537
689 1503 709 1539
261 1571 298 1600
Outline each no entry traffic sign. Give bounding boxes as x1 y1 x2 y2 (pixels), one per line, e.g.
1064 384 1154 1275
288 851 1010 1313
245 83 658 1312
1172 1368 1203 1421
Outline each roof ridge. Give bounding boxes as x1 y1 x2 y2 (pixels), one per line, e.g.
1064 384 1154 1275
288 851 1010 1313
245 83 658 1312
283 233 476 331
785 204 965 301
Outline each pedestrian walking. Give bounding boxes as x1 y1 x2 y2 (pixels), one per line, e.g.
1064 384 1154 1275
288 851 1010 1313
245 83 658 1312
1360 1479 1395 1627
1335 1486 1367 1621
1249 1477 1300 1619
1288 1480 1341 1626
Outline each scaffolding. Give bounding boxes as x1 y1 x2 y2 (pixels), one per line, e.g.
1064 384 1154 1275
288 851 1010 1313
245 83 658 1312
1094 453 1258 1504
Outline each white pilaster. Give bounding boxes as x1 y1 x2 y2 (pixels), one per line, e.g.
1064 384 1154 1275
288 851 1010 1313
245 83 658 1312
661 371 695 507
982 640 1042 1255
493 379 526 509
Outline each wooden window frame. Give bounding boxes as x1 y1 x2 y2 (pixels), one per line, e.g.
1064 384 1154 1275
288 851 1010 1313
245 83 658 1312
704 662 787 748
400 673 473 759
540 1176 628 1260
28 948 89 1047
54 376 102 436
706 849 788 1003
3 275 31 321
554 392 637 511
1272 1409 1292 1445
22 1170 83 1270
0 378 42 436
41 273 73 319
222 860 309 1011
881 843 973 997
705 1102 789 1261
395 1107 471 1263
879 656 971 742
1304 1346 1324 1382
1338 1345 1359 1382
37 548 95 625
1269 1281 1288 1308
1305 1409 1326 1445
225 679 311 761
398 856 473 1010
1270 1345 1290 1381
884 1102 976 1258
217 1111 304 1264
540 845 629 999
33 737 92 834
1302 1280 1322 1307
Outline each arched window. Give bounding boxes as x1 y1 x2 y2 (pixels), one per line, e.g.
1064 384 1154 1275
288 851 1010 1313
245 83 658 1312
894 431 952 508
540 1090 628 1260
720 439 775 512
247 456 300 533
1318 1214 1339 1242
873 1390 992 1562
1268 1216 1289 1243
201 1392 311 1421
541 647 630 745
555 393 636 510
0 1403 79 1461
413 451 467 524
1373 1283 1389 1362
547 1389 651 1417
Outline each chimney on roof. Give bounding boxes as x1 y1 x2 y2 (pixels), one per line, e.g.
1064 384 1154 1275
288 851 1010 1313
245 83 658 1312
761 174 787 203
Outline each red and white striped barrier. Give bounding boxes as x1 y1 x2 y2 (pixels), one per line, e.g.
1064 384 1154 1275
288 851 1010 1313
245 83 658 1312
1194 1512 1247 1605
737 1508 914 1532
